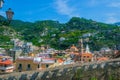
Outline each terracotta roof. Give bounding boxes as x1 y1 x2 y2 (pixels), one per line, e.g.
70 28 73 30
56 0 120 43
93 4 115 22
0 59 13 65
97 57 109 61
81 53 93 57
57 59 64 63
70 45 79 51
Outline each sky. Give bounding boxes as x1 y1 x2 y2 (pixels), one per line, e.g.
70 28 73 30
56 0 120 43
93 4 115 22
0 0 120 23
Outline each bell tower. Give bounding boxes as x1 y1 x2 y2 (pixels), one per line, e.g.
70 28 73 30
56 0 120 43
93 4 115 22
85 44 90 53
78 39 84 53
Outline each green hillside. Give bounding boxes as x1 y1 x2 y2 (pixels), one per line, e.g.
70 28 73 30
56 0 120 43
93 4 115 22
0 16 120 50
0 25 21 49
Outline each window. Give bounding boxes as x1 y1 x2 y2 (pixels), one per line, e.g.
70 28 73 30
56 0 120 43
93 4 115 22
55 59 57 63
18 64 22 72
1 70 5 72
27 64 31 70
46 64 49 68
89 59 91 62
4 65 7 67
38 64 40 68
18 64 22 69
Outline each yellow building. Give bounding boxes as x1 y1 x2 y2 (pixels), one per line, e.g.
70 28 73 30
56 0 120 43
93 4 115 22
41 58 56 69
16 57 56 72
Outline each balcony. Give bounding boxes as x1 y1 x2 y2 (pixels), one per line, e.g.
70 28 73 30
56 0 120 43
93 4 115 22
0 66 14 70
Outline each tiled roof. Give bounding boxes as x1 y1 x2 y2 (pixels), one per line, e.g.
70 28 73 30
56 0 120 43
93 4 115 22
97 57 109 61
0 59 13 65
81 53 93 57
70 45 79 51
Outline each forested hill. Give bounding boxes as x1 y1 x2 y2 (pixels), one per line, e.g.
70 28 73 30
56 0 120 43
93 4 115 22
0 17 120 50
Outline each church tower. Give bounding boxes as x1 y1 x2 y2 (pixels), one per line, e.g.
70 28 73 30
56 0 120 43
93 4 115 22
85 44 90 53
78 39 84 53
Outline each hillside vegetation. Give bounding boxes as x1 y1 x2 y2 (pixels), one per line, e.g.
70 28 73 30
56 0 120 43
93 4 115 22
0 25 21 49
0 17 120 50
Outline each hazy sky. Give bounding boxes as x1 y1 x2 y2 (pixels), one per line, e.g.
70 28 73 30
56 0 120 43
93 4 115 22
0 0 120 23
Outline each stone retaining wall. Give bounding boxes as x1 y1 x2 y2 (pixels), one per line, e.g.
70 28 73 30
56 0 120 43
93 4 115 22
0 58 120 80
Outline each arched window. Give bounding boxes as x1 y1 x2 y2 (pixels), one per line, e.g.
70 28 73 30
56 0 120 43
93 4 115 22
18 64 22 72
38 64 40 68
27 64 31 70
46 64 49 68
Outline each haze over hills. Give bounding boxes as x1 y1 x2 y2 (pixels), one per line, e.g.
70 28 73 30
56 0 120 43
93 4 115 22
0 16 120 50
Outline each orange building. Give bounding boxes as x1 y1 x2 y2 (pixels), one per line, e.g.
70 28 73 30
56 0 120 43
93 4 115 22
69 44 93 62
57 58 64 63
80 44 93 62
80 52 93 62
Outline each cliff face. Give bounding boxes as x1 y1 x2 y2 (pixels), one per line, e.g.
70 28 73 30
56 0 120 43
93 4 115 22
0 59 120 80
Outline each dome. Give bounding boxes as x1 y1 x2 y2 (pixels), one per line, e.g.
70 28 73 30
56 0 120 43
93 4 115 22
70 44 79 52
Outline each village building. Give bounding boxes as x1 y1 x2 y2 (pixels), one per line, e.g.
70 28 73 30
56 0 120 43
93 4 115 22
15 56 56 72
41 58 56 68
69 44 79 52
68 39 93 63
0 56 14 73
113 50 120 58
99 47 114 58
80 44 93 62
16 57 40 72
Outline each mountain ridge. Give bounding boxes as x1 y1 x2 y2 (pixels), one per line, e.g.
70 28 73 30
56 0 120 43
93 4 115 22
0 16 120 50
